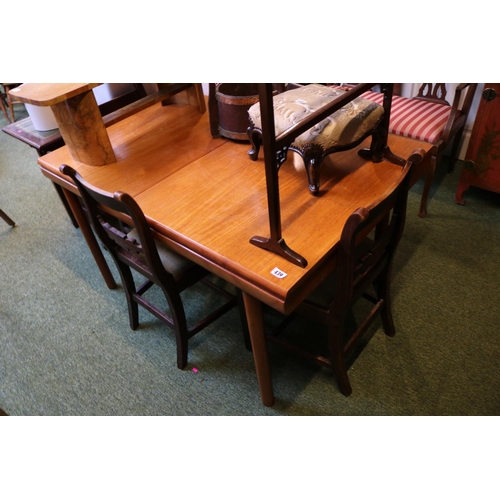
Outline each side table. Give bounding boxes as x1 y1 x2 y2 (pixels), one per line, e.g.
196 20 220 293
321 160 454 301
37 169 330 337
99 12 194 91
2 117 77 227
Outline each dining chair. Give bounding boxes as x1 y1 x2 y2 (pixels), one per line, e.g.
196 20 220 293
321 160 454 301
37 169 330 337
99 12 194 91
360 83 478 217
259 148 425 396
0 209 15 227
1 83 23 123
60 165 238 369
0 85 10 122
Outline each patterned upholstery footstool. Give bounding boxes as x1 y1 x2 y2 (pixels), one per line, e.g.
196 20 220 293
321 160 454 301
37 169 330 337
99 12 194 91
247 84 387 195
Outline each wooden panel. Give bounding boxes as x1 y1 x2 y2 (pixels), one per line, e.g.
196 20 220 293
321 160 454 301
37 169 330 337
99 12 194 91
456 84 500 203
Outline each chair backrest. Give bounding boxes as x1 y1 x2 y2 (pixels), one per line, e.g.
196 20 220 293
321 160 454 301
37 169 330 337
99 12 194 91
414 83 449 105
333 149 425 315
59 165 175 288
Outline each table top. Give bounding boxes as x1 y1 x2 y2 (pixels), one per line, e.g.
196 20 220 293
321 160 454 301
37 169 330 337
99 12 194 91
38 100 432 314
9 83 101 106
3 117 63 152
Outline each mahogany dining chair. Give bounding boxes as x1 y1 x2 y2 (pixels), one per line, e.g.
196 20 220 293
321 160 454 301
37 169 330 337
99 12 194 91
259 149 425 396
60 165 238 369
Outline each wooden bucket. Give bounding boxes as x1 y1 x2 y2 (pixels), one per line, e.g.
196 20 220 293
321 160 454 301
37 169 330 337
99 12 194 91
216 83 259 141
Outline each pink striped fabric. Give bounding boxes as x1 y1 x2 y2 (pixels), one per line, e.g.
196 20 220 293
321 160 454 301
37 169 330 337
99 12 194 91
361 90 454 144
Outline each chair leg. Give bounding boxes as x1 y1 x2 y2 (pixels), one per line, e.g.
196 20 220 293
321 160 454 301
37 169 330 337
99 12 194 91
0 209 15 227
6 94 15 123
448 127 465 173
375 273 395 337
418 153 437 218
0 97 10 122
159 289 189 369
114 261 140 330
328 317 352 396
174 320 189 370
176 333 189 369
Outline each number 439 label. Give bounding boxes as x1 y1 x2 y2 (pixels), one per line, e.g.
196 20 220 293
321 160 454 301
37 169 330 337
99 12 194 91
271 267 287 279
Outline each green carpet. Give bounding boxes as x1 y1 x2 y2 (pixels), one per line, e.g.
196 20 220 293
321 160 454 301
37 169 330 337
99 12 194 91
1 107 499 416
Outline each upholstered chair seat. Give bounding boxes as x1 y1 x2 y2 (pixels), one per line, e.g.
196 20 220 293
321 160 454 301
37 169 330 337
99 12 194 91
361 90 456 144
358 83 478 217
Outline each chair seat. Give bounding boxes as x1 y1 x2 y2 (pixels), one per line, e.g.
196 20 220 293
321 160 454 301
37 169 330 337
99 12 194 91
248 84 384 151
127 228 197 279
361 90 457 144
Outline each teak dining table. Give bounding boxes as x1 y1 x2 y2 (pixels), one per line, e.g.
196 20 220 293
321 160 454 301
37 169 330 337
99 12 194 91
29 86 433 406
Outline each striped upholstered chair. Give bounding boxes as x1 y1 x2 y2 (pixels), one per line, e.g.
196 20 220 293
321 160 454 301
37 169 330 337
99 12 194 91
361 83 478 217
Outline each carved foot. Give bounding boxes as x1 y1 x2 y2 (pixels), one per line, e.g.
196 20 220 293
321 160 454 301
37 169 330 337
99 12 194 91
250 235 308 268
358 146 405 166
302 145 324 195
455 184 469 205
247 126 261 161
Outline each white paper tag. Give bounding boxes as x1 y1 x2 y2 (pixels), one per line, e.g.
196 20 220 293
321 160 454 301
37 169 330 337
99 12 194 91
271 267 287 279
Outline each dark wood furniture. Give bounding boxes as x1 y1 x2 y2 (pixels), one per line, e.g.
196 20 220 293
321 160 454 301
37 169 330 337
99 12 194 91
0 209 15 227
2 117 64 154
259 151 424 395
361 83 478 216
33 86 434 406
207 83 288 140
455 84 500 204
60 164 238 369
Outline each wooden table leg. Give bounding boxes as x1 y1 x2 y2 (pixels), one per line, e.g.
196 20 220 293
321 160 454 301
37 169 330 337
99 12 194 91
242 291 275 407
52 182 79 228
62 188 117 290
